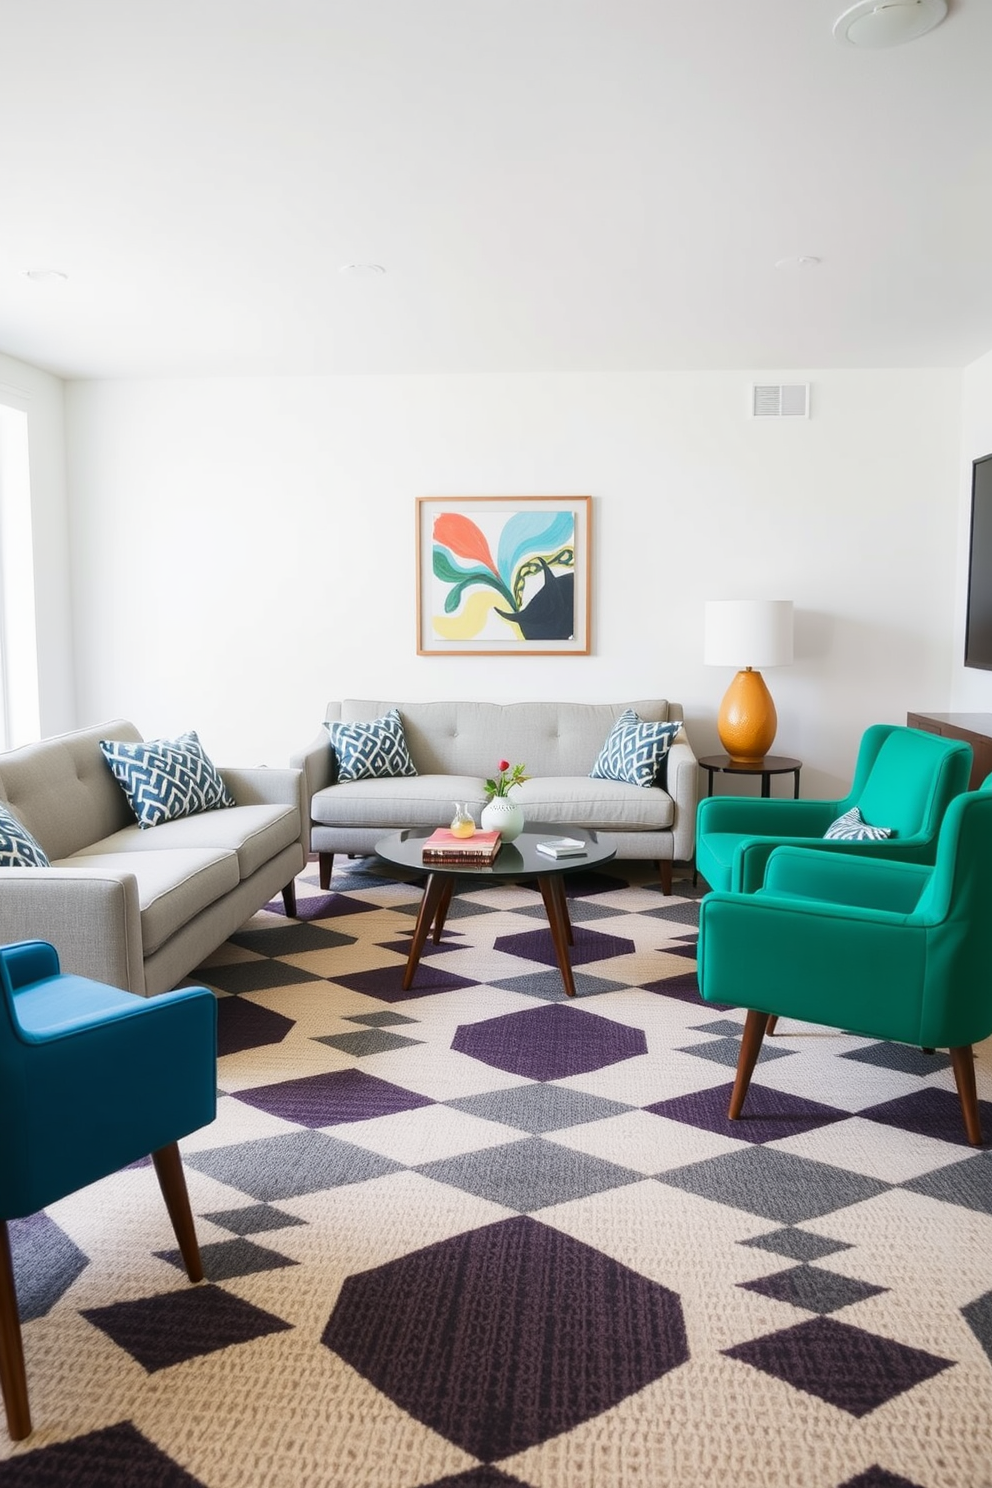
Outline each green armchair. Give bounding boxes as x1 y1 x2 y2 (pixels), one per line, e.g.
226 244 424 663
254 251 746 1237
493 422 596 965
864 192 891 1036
697 779 992 1145
695 723 973 894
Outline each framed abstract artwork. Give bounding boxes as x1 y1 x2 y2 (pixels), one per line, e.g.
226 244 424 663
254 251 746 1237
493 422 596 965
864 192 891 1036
416 496 592 656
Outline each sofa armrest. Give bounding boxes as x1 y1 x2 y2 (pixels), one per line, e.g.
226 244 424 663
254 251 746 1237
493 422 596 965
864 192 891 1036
666 737 698 862
0 870 146 996
289 731 336 818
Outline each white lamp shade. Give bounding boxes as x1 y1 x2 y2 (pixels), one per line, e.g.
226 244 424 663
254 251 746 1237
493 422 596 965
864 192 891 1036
704 600 794 669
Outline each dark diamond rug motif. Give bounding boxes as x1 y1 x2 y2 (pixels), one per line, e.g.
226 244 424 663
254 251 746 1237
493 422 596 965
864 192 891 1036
186 1130 403 1201
723 1315 954 1416
646 1081 845 1144
492 924 636 968
657 1146 890 1224
418 1134 641 1213
0 1421 208 1487
234 1067 434 1126
82 1283 292 1372
216 995 295 1056
322 1214 688 1460
8 1212 88 1323
739 1263 887 1314
452 1001 647 1080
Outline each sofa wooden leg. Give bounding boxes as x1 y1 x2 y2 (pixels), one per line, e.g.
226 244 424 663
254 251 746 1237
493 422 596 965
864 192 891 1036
152 1144 204 1283
281 880 297 917
659 860 673 896
319 853 334 890
0 1221 32 1440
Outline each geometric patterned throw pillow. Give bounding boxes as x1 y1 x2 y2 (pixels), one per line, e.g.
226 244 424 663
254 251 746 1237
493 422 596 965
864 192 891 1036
324 709 418 783
0 799 50 866
589 709 682 788
99 730 236 830
823 805 893 841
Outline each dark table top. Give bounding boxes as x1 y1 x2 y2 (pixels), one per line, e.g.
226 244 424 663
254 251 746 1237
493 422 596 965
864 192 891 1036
698 754 802 775
375 824 618 878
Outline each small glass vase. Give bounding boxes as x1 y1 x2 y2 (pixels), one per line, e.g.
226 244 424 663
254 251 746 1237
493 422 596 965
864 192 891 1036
480 795 524 841
450 803 476 838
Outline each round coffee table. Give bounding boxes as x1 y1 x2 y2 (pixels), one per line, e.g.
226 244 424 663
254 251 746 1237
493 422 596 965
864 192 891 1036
375 824 617 998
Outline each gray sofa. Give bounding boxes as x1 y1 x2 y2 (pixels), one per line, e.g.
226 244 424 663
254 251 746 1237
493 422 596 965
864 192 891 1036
0 720 308 997
292 699 697 894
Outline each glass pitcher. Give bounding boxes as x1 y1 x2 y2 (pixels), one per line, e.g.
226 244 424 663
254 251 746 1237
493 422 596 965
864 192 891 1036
450 802 476 838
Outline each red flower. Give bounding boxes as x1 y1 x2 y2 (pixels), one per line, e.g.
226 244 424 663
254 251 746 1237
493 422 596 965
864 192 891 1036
498 759 510 772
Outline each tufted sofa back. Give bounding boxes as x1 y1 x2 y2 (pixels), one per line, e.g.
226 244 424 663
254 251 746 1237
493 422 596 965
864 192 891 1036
329 699 681 779
0 720 141 860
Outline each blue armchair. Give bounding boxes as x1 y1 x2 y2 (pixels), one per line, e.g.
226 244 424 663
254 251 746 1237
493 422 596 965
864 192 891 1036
697 779 992 1146
695 723 972 894
0 941 217 1439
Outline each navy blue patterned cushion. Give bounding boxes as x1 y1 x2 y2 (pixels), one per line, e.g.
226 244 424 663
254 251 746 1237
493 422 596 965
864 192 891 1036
590 709 682 788
99 731 236 829
324 709 418 783
0 800 49 866
823 806 893 842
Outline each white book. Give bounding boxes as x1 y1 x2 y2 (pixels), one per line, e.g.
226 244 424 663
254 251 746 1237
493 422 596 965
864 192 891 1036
536 837 587 858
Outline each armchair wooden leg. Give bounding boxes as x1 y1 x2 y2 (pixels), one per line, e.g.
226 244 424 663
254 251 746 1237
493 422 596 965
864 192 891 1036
319 853 334 891
152 1144 204 1283
659 860 673 896
766 1016 779 1036
281 880 297 918
0 1221 31 1440
950 1045 984 1147
729 1010 771 1120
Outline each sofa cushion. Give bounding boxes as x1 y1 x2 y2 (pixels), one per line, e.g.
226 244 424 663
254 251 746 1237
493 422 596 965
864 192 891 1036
55 846 240 955
0 801 50 867
325 709 418 783
312 775 485 830
516 777 674 831
85 804 301 882
590 710 682 788
99 731 236 830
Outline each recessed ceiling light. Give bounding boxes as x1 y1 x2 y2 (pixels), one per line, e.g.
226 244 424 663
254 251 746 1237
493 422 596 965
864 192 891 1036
833 0 948 48
20 268 68 282
775 256 822 269
338 263 386 277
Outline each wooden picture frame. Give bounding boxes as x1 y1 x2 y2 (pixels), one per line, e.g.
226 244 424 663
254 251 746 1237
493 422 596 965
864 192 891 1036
416 496 592 656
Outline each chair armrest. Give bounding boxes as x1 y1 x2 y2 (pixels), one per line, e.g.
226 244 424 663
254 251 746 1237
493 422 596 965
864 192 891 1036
0 870 146 995
10 979 212 1043
762 846 931 913
0 940 60 990
697 796 837 836
736 831 945 894
665 738 698 861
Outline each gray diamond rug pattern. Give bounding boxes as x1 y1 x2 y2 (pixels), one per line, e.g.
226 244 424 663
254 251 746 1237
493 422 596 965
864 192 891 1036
2 857 991 1488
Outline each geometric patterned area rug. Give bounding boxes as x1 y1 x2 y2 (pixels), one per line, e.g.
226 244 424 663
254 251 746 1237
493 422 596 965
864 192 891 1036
2 857 991 1488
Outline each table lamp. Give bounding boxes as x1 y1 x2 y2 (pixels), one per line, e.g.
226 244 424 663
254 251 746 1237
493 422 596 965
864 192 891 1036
704 600 794 762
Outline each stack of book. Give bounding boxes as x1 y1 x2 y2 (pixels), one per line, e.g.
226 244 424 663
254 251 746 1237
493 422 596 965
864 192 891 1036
421 829 502 866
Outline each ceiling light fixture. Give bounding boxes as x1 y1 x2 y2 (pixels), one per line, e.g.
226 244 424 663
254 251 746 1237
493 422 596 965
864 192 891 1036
338 263 386 277
833 0 948 48
19 268 68 282
775 256 821 270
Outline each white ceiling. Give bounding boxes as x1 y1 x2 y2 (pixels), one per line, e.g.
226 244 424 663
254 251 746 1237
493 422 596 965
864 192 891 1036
2 0 991 380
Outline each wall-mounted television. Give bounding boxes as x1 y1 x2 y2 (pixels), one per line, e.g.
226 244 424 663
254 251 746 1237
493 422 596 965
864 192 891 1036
964 454 992 670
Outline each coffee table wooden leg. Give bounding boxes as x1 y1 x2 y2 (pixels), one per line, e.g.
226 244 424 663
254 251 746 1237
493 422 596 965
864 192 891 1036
432 877 455 943
539 874 577 998
548 873 573 944
405 873 448 990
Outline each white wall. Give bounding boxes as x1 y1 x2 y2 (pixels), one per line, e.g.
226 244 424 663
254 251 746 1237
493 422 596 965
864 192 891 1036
0 351 75 738
64 369 961 795
950 345 992 710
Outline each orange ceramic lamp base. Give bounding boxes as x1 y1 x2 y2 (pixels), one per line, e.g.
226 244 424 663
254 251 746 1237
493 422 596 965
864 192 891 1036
717 668 777 762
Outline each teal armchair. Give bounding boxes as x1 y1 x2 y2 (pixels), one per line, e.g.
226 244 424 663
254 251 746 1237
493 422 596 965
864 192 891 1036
695 723 973 894
0 941 217 1439
697 779 992 1146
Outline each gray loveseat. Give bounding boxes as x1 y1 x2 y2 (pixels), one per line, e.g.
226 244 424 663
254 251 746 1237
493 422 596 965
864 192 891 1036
292 699 697 894
0 720 308 997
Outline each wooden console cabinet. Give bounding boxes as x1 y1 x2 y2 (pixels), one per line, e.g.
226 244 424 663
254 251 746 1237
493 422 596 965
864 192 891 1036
906 712 992 790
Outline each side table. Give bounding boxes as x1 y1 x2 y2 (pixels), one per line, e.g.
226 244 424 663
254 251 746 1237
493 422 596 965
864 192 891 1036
698 753 803 800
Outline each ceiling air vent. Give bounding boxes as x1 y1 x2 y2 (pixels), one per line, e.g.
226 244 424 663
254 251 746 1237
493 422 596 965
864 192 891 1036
751 383 809 419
